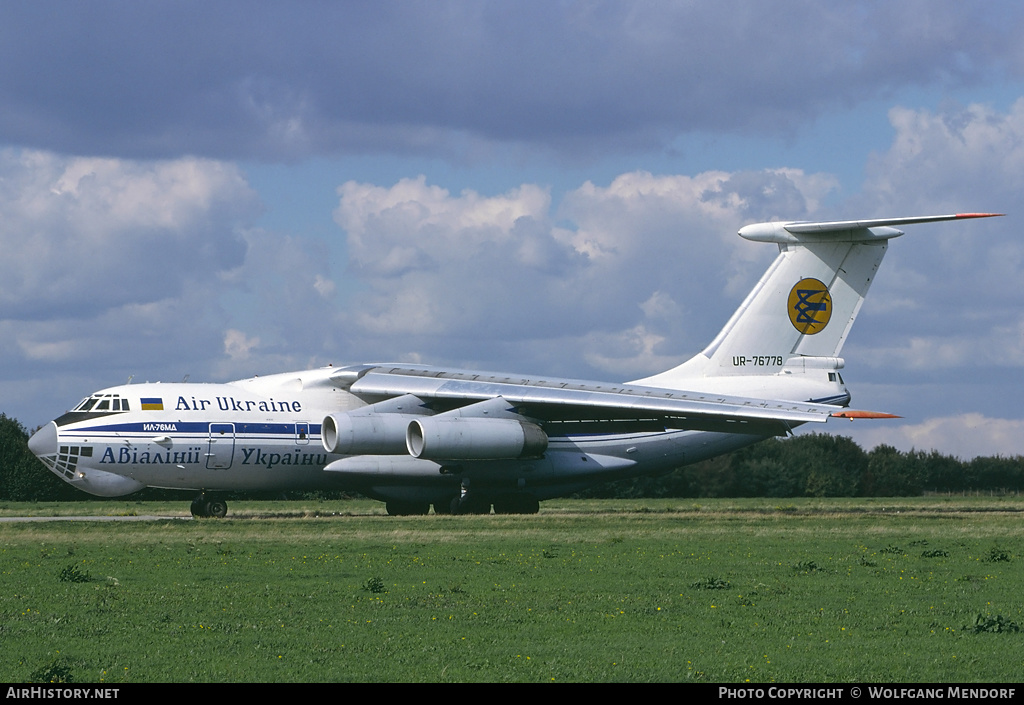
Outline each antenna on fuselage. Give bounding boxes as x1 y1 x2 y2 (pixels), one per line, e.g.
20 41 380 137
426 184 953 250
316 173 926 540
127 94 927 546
126 375 134 385
182 374 190 383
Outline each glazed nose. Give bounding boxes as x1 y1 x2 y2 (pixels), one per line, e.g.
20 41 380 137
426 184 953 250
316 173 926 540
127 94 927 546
28 421 58 458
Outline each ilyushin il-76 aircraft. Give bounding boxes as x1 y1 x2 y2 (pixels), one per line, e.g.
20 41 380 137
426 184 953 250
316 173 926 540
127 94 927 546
29 213 999 517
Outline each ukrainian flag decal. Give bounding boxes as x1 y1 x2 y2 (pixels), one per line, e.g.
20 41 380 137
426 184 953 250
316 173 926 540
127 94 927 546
787 278 832 335
140 397 164 411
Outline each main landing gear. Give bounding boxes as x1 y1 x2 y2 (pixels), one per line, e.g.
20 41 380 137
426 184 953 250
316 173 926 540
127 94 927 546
190 493 228 518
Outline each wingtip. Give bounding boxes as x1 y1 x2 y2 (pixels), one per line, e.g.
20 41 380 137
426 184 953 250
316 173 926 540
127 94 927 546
830 410 902 420
955 213 1004 219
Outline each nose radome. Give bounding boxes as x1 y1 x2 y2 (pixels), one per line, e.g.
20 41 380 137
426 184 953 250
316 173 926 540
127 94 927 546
28 421 58 458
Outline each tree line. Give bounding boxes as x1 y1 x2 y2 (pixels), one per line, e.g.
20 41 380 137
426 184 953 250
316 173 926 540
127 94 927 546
2 413 1022 502
578 433 1024 499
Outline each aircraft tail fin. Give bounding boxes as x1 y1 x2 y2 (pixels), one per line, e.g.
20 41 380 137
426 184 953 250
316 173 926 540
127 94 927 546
632 213 1000 399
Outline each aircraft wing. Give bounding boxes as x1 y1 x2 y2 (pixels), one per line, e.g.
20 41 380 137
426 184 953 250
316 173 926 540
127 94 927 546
331 364 845 436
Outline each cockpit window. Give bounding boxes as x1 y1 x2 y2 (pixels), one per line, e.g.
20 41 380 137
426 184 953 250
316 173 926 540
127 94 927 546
70 393 130 414
55 392 132 428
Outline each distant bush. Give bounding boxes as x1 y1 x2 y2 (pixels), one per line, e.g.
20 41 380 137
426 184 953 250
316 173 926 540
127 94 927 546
0 414 80 501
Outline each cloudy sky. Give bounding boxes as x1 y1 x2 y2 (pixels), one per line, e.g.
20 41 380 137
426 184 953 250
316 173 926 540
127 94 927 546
2 1 1022 459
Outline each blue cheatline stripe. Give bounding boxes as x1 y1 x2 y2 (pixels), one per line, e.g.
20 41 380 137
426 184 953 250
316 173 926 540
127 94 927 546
73 421 322 435
809 394 852 406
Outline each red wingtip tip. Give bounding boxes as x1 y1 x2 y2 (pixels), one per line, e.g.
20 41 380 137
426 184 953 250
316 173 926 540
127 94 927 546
831 410 902 420
955 213 1004 219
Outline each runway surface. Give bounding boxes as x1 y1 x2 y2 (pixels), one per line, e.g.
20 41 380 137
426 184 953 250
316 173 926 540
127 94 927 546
0 515 189 522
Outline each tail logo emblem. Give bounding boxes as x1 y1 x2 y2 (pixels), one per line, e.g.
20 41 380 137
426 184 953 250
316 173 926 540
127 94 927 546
788 278 832 334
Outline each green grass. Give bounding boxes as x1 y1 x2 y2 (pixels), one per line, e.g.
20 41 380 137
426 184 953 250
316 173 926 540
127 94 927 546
1 497 1022 682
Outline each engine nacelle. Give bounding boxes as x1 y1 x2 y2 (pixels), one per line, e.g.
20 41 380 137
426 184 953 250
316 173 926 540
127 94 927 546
322 413 420 455
322 394 433 455
407 417 548 460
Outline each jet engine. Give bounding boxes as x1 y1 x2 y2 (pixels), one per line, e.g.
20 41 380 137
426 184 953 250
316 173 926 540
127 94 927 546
321 394 432 455
322 413 420 455
407 416 548 460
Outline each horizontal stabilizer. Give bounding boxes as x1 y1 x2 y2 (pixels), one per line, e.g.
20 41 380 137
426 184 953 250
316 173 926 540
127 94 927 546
740 213 1003 243
782 213 1002 234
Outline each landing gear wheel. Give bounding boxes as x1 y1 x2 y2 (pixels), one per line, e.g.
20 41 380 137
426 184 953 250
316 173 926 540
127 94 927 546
386 500 430 516
206 499 228 518
190 494 228 518
432 499 456 515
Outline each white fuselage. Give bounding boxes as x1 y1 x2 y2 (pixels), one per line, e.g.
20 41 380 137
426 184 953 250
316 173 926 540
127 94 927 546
32 364 801 504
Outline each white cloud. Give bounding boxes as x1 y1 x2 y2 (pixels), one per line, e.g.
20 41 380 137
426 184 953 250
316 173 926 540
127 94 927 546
860 314 1024 371
0 150 272 421
15 336 76 363
638 291 681 321
335 175 553 276
312 275 335 298
224 329 260 361
51 156 238 229
557 170 737 260
871 101 1024 201
0 150 255 320
583 324 680 377
333 176 570 346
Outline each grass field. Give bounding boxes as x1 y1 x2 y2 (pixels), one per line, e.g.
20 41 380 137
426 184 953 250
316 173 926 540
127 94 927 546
1 497 1022 683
